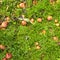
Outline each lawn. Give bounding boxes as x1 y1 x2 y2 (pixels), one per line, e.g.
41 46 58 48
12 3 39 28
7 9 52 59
0 0 60 60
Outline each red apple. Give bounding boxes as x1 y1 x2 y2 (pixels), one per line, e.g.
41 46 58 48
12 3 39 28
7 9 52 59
0 45 5 50
37 18 42 22
19 2 25 8
21 20 27 26
47 16 53 21
6 53 12 59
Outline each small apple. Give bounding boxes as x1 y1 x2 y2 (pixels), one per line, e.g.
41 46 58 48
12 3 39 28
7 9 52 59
55 19 58 23
19 2 25 8
53 36 58 42
30 18 34 23
37 18 42 22
6 53 12 59
21 20 27 26
36 46 40 50
47 16 53 21
0 45 5 50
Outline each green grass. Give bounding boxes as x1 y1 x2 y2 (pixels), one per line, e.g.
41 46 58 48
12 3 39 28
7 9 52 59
0 0 60 60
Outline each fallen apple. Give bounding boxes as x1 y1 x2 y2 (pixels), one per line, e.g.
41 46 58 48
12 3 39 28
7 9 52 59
37 18 42 22
21 20 27 26
19 2 25 8
30 18 34 24
6 53 12 59
47 16 53 21
53 36 58 42
36 45 40 50
0 45 5 50
55 19 58 23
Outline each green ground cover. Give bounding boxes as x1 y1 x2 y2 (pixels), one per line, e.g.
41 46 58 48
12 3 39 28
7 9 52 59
0 0 60 60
